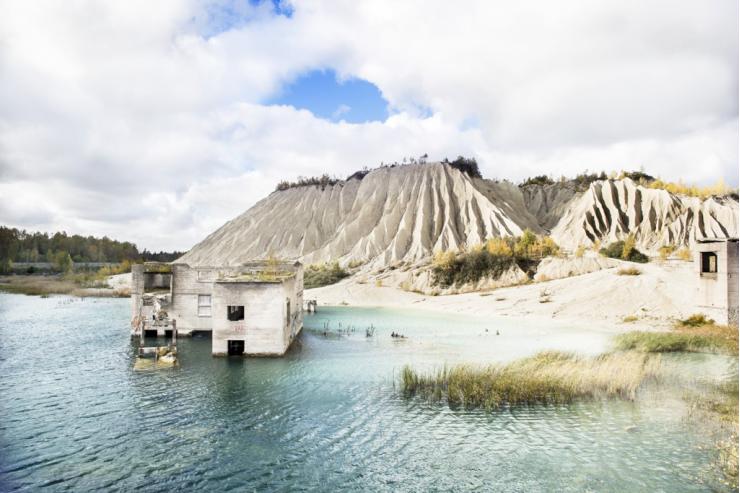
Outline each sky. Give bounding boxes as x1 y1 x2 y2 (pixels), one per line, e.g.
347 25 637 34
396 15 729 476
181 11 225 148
0 0 737 251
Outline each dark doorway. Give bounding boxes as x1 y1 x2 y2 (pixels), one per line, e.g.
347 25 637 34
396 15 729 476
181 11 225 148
227 340 245 355
227 306 245 321
701 252 717 275
144 329 158 338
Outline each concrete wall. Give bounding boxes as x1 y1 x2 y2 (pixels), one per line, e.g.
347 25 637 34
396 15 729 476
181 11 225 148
212 282 287 356
727 241 739 327
169 264 220 333
131 264 145 320
696 240 738 326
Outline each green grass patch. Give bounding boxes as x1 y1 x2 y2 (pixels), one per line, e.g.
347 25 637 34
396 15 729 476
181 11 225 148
615 322 738 354
401 351 659 409
304 261 350 289
615 332 723 353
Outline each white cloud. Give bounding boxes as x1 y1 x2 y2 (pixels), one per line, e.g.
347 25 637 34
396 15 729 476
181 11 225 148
0 0 736 251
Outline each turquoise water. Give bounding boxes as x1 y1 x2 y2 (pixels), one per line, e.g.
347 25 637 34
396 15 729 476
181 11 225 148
0 294 732 492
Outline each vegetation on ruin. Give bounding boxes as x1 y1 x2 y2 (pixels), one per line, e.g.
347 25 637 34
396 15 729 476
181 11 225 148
431 230 559 288
304 261 350 289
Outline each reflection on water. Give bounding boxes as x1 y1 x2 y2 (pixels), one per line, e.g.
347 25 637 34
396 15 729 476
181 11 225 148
0 296 732 492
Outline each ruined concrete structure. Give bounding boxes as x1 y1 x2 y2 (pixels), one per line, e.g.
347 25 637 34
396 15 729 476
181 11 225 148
131 260 303 356
695 238 738 327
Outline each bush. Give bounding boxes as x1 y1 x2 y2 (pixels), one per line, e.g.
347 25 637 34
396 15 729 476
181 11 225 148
658 244 677 260
275 174 341 192
432 231 560 287
573 171 608 191
303 261 349 289
645 178 736 199
679 313 714 327
520 175 555 187
676 247 692 261
600 239 648 263
432 249 515 288
346 167 370 181
442 156 482 178
54 251 73 273
616 267 641 276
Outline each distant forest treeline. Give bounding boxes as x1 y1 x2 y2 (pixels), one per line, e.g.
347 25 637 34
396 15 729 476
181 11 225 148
0 226 183 271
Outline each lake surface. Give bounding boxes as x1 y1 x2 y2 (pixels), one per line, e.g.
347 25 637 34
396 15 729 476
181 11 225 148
0 294 733 492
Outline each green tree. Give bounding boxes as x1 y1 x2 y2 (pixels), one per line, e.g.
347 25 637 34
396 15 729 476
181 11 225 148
54 251 73 273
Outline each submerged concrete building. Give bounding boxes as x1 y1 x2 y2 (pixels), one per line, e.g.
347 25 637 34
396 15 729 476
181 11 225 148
131 260 304 356
695 238 738 327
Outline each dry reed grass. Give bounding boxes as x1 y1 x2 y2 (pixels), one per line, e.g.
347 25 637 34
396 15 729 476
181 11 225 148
401 351 660 409
615 321 737 355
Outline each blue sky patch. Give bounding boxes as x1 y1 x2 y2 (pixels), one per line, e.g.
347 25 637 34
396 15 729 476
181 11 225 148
198 0 292 37
270 69 389 123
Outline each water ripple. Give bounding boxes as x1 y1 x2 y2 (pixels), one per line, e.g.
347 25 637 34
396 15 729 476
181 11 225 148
0 297 731 492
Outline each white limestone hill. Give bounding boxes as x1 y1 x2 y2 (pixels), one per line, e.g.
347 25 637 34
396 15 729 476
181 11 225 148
550 179 739 251
178 163 738 267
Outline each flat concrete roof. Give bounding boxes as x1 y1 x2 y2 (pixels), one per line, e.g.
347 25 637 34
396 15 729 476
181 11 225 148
696 237 738 243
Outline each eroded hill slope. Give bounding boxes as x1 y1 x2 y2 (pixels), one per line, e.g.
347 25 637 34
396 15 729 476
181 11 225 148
178 163 738 266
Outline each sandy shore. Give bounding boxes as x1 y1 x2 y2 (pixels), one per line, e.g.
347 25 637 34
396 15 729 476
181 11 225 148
307 260 697 332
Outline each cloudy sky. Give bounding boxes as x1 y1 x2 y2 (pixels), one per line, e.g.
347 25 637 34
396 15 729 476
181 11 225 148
0 0 737 251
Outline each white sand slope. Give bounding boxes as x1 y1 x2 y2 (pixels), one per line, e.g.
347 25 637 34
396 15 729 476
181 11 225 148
307 260 699 331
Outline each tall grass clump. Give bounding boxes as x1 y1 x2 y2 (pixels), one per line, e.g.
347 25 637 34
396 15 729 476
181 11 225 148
616 267 641 276
304 261 349 289
401 351 660 409
615 319 737 355
658 244 677 261
676 247 692 261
